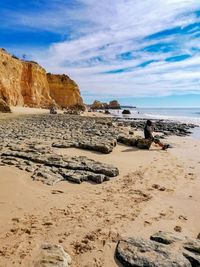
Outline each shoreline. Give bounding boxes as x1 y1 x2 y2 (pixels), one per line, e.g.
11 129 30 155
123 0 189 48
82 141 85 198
0 108 200 266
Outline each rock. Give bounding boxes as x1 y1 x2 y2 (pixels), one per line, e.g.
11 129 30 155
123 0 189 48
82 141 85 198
32 167 64 185
136 138 152 149
108 100 121 109
116 237 191 267
197 233 200 240
150 231 183 244
117 134 137 146
122 109 131 114
47 74 84 110
0 98 11 113
33 244 71 267
116 232 200 267
1 147 119 185
77 140 113 154
0 48 83 109
183 239 200 254
183 250 200 266
90 100 106 110
0 49 53 108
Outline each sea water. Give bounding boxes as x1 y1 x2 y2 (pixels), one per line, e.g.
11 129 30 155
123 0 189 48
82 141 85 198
109 107 200 138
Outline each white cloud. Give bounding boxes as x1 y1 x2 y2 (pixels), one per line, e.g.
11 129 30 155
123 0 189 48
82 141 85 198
4 0 200 100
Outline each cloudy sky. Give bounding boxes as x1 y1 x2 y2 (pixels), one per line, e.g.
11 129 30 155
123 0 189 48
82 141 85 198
1 0 200 106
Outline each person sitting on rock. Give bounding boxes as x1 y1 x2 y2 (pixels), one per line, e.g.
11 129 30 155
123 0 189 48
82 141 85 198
144 120 169 150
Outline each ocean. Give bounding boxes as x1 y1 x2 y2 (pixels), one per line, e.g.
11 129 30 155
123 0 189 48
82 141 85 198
109 107 200 138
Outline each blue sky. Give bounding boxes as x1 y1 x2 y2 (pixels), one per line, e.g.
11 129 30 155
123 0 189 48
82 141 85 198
1 0 200 107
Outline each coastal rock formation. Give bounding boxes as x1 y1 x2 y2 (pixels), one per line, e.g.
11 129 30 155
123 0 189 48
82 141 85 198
0 48 84 110
116 231 200 267
90 100 108 110
90 100 121 110
0 49 52 108
47 74 84 110
0 114 119 185
108 100 121 109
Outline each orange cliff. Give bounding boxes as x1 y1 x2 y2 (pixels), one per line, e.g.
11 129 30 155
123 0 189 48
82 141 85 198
0 48 84 110
47 73 84 110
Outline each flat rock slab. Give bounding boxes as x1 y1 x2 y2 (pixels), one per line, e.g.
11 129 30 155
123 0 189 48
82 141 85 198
116 232 200 267
1 148 119 185
34 244 71 267
116 238 191 267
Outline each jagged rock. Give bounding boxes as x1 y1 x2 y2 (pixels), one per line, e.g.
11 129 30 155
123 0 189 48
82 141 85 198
33 244 71 267
116 237 191 267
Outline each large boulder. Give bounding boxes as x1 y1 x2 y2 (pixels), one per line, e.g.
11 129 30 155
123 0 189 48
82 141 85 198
0 98 11 113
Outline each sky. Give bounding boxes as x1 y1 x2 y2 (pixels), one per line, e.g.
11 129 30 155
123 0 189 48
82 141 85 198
1 0 200 107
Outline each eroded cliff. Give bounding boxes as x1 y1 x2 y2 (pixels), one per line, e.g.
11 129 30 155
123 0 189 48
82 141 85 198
47 74 84 110
0 48 84 110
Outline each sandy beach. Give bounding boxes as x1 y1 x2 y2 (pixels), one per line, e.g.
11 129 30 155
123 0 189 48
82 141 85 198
0 108 200 267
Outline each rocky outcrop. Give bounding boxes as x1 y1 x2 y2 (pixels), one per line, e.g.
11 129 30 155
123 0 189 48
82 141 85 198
0 48 84 110
108 100 121 109
0 114 119 185
90 100 120 110
0 49 53 108
47 74 85 110
90 100 108 110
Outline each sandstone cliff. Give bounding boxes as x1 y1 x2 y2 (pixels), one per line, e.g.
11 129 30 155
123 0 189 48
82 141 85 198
47 74 84 110
0 48 84 110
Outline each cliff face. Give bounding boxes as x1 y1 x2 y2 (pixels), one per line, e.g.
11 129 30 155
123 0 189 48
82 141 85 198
0 48 84 110
47 74 84 109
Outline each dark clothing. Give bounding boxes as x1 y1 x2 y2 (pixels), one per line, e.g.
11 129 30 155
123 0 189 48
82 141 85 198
144 125 159 144
144 125 153 140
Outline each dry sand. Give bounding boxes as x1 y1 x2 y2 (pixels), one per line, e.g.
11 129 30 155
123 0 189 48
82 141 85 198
0 108 200 267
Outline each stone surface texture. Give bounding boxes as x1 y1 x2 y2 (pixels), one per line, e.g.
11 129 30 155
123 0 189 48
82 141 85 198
34 244 71 267
116 231 200 267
